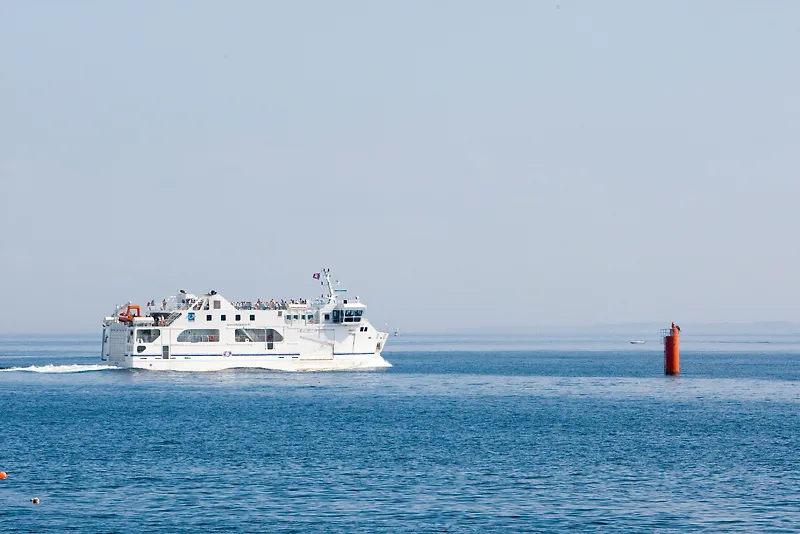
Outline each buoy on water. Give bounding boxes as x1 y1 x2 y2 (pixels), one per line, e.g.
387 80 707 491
0 471 7 480
662 322 680 376
31 497 40 505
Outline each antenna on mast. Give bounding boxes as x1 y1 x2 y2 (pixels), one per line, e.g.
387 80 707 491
323 268 336 303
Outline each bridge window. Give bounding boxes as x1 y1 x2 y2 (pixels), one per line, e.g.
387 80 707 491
343 309 364 323
213 301 221 310
221 314 226 321
136 329 161 343
235 314 241 321
177 329 221 343
206 314 212 321
250 314 255 321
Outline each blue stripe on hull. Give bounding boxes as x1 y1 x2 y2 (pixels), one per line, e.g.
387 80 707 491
156 353 300 358
137 352 376 358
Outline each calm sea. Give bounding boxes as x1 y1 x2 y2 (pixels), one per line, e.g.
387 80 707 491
0 331 798 532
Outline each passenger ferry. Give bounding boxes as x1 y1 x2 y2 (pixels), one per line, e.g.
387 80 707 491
101 270 390 371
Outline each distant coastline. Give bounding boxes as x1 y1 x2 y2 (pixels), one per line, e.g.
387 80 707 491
402 322 800 336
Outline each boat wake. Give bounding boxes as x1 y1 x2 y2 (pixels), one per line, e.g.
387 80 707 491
0 364 118 374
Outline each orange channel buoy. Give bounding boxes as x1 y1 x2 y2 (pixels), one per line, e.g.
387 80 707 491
664 322 680 376
0 471 7 479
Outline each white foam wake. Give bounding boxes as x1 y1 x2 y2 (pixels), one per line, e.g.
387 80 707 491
0 364 117 374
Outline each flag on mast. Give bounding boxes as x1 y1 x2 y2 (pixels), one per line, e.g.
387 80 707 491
312 272 321 280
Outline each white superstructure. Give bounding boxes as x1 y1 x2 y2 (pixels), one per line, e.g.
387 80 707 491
101 270 390 371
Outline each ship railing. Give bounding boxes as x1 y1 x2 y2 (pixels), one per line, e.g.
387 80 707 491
232 301 313 311
165 312 183 326
146 300 203 313
233 302 284 311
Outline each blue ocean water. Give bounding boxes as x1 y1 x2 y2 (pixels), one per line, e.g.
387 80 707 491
0 332 798 532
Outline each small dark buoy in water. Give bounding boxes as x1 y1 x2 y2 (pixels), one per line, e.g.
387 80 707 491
0 471 7 479
31 497 40 504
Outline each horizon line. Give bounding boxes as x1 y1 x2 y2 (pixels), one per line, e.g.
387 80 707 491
5 320 800 337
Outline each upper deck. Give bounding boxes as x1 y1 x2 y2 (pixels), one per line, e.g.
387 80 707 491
104 269 370 328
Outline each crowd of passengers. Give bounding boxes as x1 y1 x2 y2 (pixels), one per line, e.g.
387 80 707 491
147 297 315 313
231 298 310 311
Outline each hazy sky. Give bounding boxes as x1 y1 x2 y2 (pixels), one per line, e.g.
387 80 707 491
2 1 799 333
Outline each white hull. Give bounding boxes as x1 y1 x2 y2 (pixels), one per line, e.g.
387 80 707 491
114 353 391 372
101 271 390 372
103 322 390 372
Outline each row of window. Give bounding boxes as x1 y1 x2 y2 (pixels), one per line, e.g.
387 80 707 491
137 323 370 344
167 309 365 327
286 314 315 321
193 312 363 322
177 329 220 343
175 328 285 343
190 313 261 322
136 329 161 343
331 309 364 323
188 310 304 322
234 328 284 343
